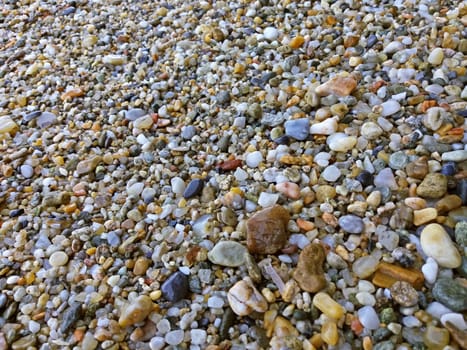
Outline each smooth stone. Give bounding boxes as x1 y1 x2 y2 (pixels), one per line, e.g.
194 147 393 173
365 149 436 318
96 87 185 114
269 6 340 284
413 208 438 226
321 165 341 182
258 192 279 207
20 164 33 178
275 182 300 199
133 115 153 129
227 278 267 316
284 118 309 140
440 313 467 330
353 255 380 279
388 151 409 170
356 170 374 187
428 47 444 65
161 271 189 302
338 215 364 234
383 41 404 54
165 330 184 346
118 295 153 327
457 179 467 205
327 133 357 152
11 335 36 350
125 108 147 121
405 157 428 179
421 258 438 284
441 162 457 176
315 76 357 97
358 306 380 330
246 151 263 168
309 117 338 135
207 241 247 267
441 150 467 162
76 156 102 176
49 251 69 267
103 54 126 65
293 243 327 293
432 278 467 312
264 27 279 41
377 230 399 251
374 168 398 191
390 281 418 307
181 125 197 140
246 205 290 254
23 110 41 122
416 173 447 199
361 122 383 140
380 100 401 117
420 224 461 268
183 179 204 199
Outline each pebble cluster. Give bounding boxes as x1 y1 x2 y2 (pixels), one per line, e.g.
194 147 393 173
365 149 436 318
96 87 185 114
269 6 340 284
0 0 466 349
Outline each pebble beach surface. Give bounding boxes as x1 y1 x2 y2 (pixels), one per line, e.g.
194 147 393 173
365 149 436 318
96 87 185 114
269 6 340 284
0 0 466 349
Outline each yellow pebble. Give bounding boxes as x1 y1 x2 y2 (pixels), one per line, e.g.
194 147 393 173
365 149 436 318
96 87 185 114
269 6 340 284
289 35 305 49
150 290 162 301
321 321 338 346
86 247 96 255
313 292 345 320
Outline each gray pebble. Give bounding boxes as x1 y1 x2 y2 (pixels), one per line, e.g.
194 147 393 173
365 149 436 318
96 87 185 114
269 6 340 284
284 118 309 141
338 215 364 234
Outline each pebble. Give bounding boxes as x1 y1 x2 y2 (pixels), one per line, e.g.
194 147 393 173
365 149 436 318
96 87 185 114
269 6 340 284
309 117 338 135
321 165 341 182
227 278 267 316
60 302 82 333
416 173 447 199
161 271 189 303
183 179 204 199
165 330 184 346
358 306 380 330
313 292 345 320
246 151 263 168
207 241 247 267
275 182 300 199
432 278 467 312
37 112 57 128
361 122 383 140
293 243 327 293
441 150 467 162
380 100 401 117
427 48 444 65
315 76 357 97
420 224 461 268
49 251 69 267
327 133 357 152
454 221 467 247
284 118 309 140
19 164 33 178
374 168 398 190
133 115 153 129
103 54 126 65
390 281 419 307
338 215 364 234
257 192 279 207
118 295 153 327
125 108 147 121
246 205 290 254
263 27 279 41
421 258 438 284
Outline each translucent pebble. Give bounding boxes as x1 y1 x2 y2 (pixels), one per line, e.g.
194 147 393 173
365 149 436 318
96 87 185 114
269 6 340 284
428 48 444 65
380 99 401 117
171 177 186 195
49 251 69 267
440 313 467 330
426 302 453 319
127 182 144 197
356 292 376 306
352 255 379 278
257 192 279 207
20 165 34 178
402 315 422 328
313 292 345 320
190 329 207 345
149 336 165 350
357 306 380 330
264 27 279 41
321 165 341 182
103 54 126 65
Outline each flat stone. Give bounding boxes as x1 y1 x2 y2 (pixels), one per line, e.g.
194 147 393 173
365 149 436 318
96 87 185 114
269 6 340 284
413 208 437 226
60 302 82 333
420 224 461 268
380 100 401 117
293 243 327 293
246 205 290 254
183 179 204 199
207 241 247 267
416 173 447 199
161 271 189 302
315 76 357 97
125 108 147 121
338 215 364 234
441 150 467 162
284 118 309 140
432 278 467 312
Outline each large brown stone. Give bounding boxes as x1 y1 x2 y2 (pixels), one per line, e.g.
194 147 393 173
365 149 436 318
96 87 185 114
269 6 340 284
246 205 290 254
416 173 447 199
293 243 327 293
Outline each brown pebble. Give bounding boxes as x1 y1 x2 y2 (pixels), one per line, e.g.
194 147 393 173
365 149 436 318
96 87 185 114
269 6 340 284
405 157 428 179
315 76 357 97
435 194 462 215
293 243 327 293
133 257 150 276
246 205 290 254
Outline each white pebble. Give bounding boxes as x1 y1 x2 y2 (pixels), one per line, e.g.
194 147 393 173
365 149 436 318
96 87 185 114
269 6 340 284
357 306 380 330
321 165 341 182
380 99 401 117
440 313 467 330
356 292 376 306
171 177 186 195
165 330 184 346
20 164 34 178
426 302 453 319
257 192 279 207
245 151 263 168
207 296 225 308
428 47 444 65
127 182 144 196
49 251 69 267
190 329 207 345
149 336 166 350
402 316 422 328
421 258 438 284
263 27 279 41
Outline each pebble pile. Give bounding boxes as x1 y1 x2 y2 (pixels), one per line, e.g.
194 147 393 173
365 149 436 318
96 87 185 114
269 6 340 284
0 0 466 349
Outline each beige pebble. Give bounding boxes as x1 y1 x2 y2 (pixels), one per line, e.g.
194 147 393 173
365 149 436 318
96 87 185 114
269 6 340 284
49 251 69 267
413 208 438 226
420 224 461 268
227 278 268 316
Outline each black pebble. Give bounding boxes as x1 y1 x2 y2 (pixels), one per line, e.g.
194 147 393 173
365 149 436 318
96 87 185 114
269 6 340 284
161 271 189 303
457 179 467 205
355 170 373 187
183 179 204 199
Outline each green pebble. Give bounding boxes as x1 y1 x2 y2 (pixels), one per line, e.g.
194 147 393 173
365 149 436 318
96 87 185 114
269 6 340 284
455 221 467 246
432 278 467 312
373 340 395 350
380 307 397 324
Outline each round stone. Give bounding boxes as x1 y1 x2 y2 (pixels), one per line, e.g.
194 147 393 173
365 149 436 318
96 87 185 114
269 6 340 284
321 165 341 182
49 251 69 267
20 164 34 178
338 215 364 234
263 27 279 41
207 241 247 267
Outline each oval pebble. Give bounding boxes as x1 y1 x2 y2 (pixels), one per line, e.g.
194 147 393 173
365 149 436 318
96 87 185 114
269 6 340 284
207 241 247 267
49 251 69 267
